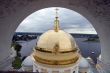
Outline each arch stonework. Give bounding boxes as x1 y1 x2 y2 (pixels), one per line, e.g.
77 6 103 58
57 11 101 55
0 0 110 72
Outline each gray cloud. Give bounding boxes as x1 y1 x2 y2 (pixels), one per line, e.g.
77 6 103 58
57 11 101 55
16 7 97 34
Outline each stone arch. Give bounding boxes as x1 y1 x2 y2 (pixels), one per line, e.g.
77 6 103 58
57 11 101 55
0 0 110 72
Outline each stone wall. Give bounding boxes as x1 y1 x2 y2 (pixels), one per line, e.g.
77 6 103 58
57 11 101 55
0 0 110 72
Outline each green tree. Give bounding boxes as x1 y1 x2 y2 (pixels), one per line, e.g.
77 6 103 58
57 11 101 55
12 56 22 69
14 43 22 52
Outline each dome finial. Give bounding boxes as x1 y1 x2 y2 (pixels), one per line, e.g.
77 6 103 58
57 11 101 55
55 8 59 17
54 8 60 32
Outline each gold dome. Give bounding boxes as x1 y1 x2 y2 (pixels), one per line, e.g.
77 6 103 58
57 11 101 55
33 9 80 65
33 29 80 65
37 30 77 52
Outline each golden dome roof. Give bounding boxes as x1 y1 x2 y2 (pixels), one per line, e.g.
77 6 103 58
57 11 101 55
37 30 77 52
33 30 80 65
33 8 80 65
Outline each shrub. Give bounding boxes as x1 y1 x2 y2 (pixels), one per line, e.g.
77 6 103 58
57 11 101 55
12 56 22 69
14 43 22 52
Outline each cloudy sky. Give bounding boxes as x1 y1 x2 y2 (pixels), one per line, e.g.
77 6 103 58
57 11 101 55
16 7 97 34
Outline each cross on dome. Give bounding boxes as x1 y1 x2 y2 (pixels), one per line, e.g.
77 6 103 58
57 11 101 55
54 8 60 32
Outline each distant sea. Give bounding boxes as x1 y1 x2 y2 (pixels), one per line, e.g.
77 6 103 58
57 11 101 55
75 38 101 64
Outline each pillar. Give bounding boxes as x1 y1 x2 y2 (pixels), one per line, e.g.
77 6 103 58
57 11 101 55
59 70 64 73
70 69 73 73
38 68 42 73
48 69 52 73
75 66 79 73
33 65 36 72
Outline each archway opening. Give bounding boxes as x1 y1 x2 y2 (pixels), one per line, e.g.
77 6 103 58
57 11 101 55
11 7 101 71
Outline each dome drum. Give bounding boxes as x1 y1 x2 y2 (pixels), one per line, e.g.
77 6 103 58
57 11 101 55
33 54 79 65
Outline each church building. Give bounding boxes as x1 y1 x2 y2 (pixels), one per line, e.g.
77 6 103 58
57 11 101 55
21 9 90 73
